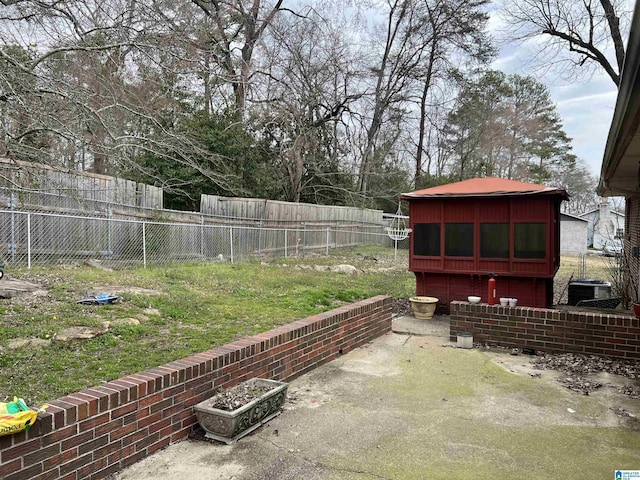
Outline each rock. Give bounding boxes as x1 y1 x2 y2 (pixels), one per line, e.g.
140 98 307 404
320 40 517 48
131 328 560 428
330 264 357 275
144 307 161 316
111 318 141 327
0 279 43 299
7 338 51 350
313 265 330 272
55 326 109 342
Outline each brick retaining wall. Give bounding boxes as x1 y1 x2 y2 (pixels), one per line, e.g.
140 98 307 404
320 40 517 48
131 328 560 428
450 301 640 359
0 296 392 480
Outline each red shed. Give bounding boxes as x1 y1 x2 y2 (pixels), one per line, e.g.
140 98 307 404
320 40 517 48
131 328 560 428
401 177 568 312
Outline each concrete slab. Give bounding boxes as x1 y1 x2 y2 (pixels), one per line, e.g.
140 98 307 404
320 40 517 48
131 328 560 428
113 332 640 480
391 314 450 338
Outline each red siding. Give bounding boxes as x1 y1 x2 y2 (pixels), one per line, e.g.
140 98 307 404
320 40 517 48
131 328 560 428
477 199 510 222
416 273 550 312
407 194 563 311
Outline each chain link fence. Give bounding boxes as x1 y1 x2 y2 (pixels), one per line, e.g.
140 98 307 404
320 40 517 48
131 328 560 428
0 209 408 269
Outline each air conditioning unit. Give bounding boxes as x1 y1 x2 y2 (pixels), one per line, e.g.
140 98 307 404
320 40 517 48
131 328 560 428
567 279 612 306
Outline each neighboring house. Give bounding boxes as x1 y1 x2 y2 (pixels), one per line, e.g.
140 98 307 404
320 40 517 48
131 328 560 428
598 1 640 303
578 198 625 249
560 213 588 255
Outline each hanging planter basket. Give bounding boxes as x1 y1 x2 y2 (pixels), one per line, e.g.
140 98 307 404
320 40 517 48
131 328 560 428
386 204 411 260
385 227 412 241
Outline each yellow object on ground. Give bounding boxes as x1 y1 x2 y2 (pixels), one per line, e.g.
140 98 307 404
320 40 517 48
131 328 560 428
0 397 47 436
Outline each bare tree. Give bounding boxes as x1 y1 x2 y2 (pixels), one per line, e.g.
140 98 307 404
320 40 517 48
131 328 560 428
256 7 362 202
357 0 424 196
188 0 287 118
500 0 631 86
413 0 491 187
552 157 598 214
0 0 240 192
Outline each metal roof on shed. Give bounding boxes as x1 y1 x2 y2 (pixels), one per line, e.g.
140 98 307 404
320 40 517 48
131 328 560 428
401 177 568 199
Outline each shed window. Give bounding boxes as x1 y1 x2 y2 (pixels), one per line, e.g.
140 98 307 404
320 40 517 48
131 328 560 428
514 223 546 259
413 223 440 256
480 223 509 258
445 223 473 257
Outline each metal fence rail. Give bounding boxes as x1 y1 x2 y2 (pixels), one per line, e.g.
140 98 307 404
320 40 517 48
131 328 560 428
0 210 408 268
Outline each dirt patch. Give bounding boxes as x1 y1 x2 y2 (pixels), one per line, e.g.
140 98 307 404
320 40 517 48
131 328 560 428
98 286 163 296
533 352 640 379
532 352 640 397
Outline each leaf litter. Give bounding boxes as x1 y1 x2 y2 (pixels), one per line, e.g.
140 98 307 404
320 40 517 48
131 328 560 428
532 352 640 397
206 383 273 411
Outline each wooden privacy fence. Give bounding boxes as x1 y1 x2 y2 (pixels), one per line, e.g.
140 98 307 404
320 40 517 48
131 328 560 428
0 159 386 232
200 195 384 227
0 157 163 211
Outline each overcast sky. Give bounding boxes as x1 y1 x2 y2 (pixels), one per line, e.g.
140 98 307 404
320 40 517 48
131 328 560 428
487 2 627 179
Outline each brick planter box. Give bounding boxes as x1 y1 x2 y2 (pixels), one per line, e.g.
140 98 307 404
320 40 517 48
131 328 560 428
0 296 392 480
450 301 640 359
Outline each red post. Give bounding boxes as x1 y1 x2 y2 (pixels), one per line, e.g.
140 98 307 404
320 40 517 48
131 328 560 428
488 274 496 305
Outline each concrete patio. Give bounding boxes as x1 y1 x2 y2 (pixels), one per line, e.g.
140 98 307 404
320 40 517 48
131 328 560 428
112 316 640 480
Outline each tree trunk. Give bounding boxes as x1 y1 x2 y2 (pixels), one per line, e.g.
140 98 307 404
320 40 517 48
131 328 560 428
599 0 625 76
415 42 438 188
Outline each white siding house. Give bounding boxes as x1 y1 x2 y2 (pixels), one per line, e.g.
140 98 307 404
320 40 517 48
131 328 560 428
578 198 624 249
560 213 588 255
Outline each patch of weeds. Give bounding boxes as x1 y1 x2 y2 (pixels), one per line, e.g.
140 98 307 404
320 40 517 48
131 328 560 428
0 246 414 404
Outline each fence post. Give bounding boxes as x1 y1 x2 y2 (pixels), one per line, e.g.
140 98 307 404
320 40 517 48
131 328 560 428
303 223 306 258
200 215 204 259
106 207 112 259
27 213 31 269
230 226 234 263
284 229 288 258
258 221 263 256
142 221 147 268
326 227 330 256
9 191 15 262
